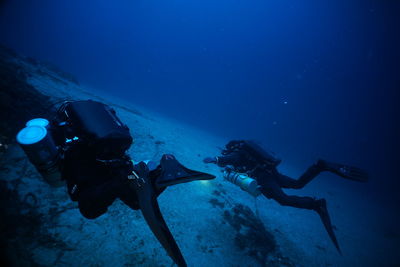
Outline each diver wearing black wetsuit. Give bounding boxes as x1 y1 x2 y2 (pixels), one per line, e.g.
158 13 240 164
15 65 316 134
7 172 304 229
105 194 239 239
62 143 140 218
48 100 215 267
204 140 368 253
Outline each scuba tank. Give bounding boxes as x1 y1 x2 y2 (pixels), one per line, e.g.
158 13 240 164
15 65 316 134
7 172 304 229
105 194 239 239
16 118 63 187
223 170 261 197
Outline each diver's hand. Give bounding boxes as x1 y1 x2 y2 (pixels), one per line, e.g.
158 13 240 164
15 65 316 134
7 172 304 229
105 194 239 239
203 157 217 164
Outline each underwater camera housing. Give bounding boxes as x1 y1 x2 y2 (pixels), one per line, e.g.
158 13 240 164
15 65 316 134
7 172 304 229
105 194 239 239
16 100 133 186
60 100 132 159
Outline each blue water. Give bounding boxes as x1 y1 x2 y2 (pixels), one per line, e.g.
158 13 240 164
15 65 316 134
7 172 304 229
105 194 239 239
1 1 399 264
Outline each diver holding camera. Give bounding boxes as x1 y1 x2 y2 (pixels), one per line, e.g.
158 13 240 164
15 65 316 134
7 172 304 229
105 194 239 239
16 100 215 267
204 140 369 254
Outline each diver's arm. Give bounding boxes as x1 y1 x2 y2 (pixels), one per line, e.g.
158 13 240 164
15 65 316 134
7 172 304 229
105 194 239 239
204 152 243 167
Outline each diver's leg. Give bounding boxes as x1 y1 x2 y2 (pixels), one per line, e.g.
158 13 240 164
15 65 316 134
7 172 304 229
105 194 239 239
118 185 140 210
277 160 325 189
260 181 319 210
78 181 118 219
278 159 368 189
260 182 341 253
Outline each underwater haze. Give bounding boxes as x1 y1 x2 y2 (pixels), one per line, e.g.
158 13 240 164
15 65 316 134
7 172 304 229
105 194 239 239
1 0 400 266
2 0 399 198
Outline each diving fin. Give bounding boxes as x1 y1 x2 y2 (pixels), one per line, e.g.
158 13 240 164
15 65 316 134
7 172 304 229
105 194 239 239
324 161 369 182
128 161 187 267
316 199 342 254
156 154 215 188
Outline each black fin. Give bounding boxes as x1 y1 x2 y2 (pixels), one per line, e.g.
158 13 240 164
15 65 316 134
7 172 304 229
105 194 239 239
156 154 215 188
325 161 369 183
128 162 187 267
317 199 342 254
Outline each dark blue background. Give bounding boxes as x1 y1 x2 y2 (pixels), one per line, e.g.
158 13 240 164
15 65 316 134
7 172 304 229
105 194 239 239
1 0 399 200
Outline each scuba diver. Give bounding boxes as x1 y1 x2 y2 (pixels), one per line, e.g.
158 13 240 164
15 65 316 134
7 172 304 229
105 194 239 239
203 140 369 254
16 100 215 267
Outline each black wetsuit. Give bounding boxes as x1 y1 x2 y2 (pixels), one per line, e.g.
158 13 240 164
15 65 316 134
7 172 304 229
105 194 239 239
62 144 140 219
216 151 324 210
